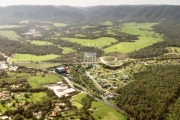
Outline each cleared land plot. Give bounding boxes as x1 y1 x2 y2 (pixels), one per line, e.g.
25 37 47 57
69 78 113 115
91 101 126 120
62 37 117 47
31 40 53 45
54 23 67 27
0 25 22 28
28 73 62 88
0 30 21 40
19 20 29 24
168 47 180 54
61 47 76 54
100 21 113 26
104 23 163 54
14 62 61 70
10 54 59 62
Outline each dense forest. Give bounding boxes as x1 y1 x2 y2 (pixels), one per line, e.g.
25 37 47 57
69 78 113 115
116 65 180 120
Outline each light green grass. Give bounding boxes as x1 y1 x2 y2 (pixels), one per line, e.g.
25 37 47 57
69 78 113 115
28 73 62 88
54 23 67 27
104 22 163 54
61 47 75 54
81 25 97 29
14 62 61 70
10 54 59 62
168 47 180 53
0 30 21 40
0 25 22 28
72 93 87 104
19 20 29 24
30 92 47 101
70 101 83 109
31 40 53 45
100 21 113 26
75 34 86 37
91 101 126 120
62 37 117 47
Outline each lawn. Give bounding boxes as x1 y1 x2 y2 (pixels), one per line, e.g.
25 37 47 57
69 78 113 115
104 22 163 54
19 20 29 24
100 21 113 26
168 47 180 53
62 37 117 47
28 73 62 88
0 30 21 40
61 47 76 54
91 101 126 120
54 23 67 27
72 93 87 104
31 40 53 45
0 25 22 28
10 54 59 62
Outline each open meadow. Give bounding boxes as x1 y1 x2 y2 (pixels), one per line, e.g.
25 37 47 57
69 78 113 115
0 30 21 40
10 54 60 62
62 37 117 47
104 22 163 54
31 40 53 45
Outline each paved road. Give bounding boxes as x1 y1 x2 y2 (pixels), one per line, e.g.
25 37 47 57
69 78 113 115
86 71 105 91
86 71 125 113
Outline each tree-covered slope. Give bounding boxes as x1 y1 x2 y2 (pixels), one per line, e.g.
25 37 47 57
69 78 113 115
116 65 180 120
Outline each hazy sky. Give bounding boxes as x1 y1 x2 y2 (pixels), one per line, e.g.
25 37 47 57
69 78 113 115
0 0 180 7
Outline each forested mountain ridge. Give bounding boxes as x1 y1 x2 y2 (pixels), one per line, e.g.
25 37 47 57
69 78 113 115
0 5 180 23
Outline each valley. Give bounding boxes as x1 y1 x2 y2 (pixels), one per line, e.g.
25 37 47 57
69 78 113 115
0 4 180 120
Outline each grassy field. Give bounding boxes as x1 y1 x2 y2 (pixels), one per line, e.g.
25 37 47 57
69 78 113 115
19 20 29 24
31 40 53 45
168 47 180 53
61 47 76 54
10 54 59 62
62 37 117 47
100 21 113 26
28 73 62 88
14 62 61 70
91 101 126 120
72 93 87 104
0 30 21 40
54 23 67 27
104 22 163 54
0 25 22 28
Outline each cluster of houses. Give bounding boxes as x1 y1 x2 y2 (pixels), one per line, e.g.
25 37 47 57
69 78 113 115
0 62 18 71
0 91 11 102
23 29 41 37
44 81 77 98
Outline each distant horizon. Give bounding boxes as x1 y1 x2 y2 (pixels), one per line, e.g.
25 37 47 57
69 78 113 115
1 4 180 8
0 0 180 7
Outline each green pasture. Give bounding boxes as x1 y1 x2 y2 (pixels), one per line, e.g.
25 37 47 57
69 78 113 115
31 40 53 45
75 34 86 37
100 21 113 26
0 25 22 28
81 25 97 29
28 73 62 88
72 93 87 104
19 20 29 24
54 23 67 27
168 47 180 53
60 47 75 54
10 54 59 62
91 101 126 120
62 37 117 47
0 30 21 40
104 22 163 54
